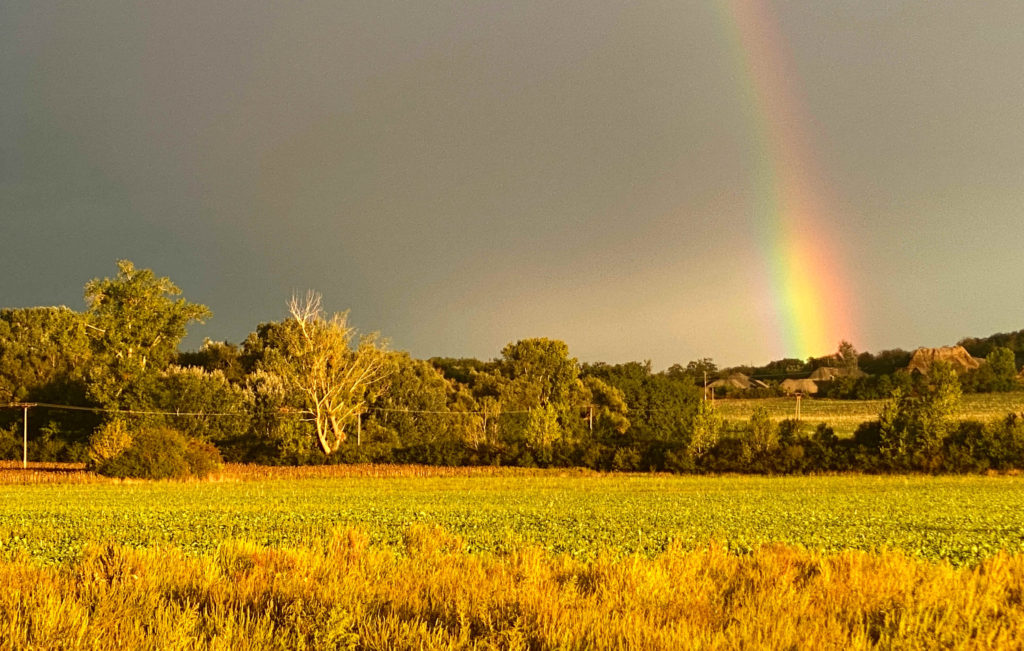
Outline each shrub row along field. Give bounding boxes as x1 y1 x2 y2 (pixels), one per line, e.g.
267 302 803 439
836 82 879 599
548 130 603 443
716 392 1024 438
4 534 1024 650
2 466 1023 566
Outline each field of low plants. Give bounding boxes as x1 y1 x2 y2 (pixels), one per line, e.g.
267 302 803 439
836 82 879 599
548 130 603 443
3 465 1024 648
2 464 1023 566
717 391 1024 437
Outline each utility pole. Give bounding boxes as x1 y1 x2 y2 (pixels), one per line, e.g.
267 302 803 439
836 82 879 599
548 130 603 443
703 371 708 401
21 403 32 469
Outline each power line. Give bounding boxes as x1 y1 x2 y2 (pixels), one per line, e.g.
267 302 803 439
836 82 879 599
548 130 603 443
0 402 531 418
1 400 704 419
0 402 246 417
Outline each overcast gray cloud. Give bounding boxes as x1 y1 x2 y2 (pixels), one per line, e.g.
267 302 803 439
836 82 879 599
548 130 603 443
2 1 1022 367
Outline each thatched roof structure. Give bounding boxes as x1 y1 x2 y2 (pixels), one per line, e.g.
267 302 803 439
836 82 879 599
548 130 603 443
905 346 983 375
808 366 868 381
708 372 752 390
780 378 819 395
708 372 771 392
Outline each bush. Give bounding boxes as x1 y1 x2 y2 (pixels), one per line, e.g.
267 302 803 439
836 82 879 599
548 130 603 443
0 426 18 460
89 420 133 465
577 443 612 471
183 439 224 478
96 427 222 480
611 447 642 471
664 447 696 473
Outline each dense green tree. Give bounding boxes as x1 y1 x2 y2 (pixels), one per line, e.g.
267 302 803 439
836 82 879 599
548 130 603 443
960 330 1024 369
666 358 717 386
879 361 962 470
488 338 594 462
911 361 962 469
746 407 778 455
498 338 584 409
152 366 248 444
837 340 859 370
986 347 1018 392
429 357 497 387
0 307 98 459
242 369 313 462
177 340 246 384
363 352 479 456
688 399 722 457
858 349 913 376
581 376 630 436
878 387 909 461
83 260 210 410
0 306 91 403
758 358 808 379
581 361 697 443
524 403 561 459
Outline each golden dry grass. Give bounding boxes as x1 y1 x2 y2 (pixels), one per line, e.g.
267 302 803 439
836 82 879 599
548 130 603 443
0 461 606 485
220 462 601 481
1 527 1022 650
0 461 99 485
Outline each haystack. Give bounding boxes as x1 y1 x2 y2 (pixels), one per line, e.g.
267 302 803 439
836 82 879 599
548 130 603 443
905 346 982 375
780 378 819 395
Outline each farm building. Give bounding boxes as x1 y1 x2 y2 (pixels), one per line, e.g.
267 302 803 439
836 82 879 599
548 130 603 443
905 346 984 375
708 372 769 392
780 378 819 395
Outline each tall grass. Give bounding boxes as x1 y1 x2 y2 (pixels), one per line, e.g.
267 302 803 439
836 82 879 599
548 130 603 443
0 462 99 485
2 527 1022 650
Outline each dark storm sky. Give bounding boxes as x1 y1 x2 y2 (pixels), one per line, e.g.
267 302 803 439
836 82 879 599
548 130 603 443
2 1 1022 367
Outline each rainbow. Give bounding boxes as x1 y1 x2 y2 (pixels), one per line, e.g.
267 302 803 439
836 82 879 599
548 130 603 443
717 0 858 360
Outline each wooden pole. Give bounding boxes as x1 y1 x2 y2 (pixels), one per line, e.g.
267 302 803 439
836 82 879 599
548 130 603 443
22 404 28 469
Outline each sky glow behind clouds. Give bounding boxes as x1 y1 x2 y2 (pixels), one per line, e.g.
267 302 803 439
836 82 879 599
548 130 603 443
2 1 1023 367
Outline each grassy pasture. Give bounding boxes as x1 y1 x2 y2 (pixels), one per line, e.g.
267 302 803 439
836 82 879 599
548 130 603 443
716 392 1024 438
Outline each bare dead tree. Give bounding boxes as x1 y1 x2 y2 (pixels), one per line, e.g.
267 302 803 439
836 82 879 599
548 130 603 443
279 291 390 454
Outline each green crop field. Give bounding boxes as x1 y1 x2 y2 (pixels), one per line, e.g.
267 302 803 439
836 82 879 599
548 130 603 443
716 392 1024 438
2 465 1023 566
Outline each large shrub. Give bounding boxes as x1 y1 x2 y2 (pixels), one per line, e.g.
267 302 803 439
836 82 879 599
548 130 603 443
96 427 222 479
89 419 133 465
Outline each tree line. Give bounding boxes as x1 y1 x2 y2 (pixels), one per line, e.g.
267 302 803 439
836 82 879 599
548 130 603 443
1 261 1023 476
